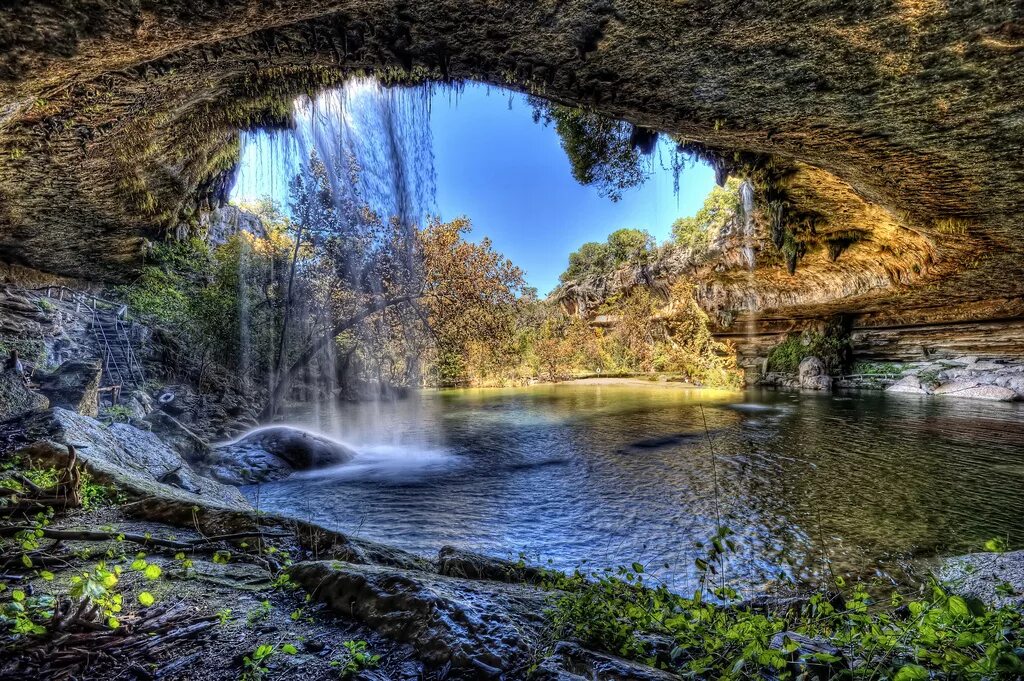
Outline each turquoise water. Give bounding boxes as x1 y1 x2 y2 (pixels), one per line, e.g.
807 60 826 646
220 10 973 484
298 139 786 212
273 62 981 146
252 383 1024 593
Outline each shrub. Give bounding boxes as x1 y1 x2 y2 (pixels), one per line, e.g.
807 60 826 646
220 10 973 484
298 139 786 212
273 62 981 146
545 536 1024 679
767 332 848 375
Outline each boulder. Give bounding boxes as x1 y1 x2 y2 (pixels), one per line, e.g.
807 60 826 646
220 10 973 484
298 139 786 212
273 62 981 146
0 369 48 421
34 358 102 416
532 641 681 681
886 375 929 395
939 550 1024 610
289 560 548 678
437 546 548 584
933 380 1017 401
797 356 831 391
205 426 356 485
1 407 248 509
144 409 211 463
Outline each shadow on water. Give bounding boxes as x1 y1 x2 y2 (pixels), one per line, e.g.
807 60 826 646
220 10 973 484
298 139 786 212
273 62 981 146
249 384 1024 595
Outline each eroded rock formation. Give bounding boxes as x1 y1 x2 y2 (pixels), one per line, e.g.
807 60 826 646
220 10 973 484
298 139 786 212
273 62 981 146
0 0 1022 349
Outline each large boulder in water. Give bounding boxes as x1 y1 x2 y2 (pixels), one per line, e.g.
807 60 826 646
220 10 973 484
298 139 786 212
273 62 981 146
34 359 102 416
205 426 356 485
798 356 832 391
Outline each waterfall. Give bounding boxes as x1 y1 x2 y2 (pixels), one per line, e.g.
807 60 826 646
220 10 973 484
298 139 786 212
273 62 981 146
230 77 437 420
737 178 759 379
738 179 756 271
232 78 436 233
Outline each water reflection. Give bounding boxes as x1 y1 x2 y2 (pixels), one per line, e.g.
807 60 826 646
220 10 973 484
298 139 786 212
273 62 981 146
250 385 1024 594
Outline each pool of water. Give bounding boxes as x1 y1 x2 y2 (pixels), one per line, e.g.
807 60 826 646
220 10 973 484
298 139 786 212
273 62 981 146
248 383 1024 593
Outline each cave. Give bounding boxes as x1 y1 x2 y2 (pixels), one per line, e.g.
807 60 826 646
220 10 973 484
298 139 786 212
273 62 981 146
2 2 1024 679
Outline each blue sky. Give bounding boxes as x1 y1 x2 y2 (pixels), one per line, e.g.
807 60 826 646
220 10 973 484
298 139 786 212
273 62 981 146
232 82 716 295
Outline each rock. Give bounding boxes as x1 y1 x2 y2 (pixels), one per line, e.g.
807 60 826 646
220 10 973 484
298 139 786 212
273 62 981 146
145 409 211 463
886 375 928 395
938 550 1024 610
532 641 681 681
205 426 356 485
933 380 1017 401
770 631 848 679
34 359 102 416
126 496 430 570
1 407 249 509
0 369 48 421
798 356 831 390
437 546 548 584
994 373 1024 396
289 560 547 678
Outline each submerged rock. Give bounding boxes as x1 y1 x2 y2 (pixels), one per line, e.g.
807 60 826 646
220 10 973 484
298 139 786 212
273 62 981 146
34 358 102 416
1 407 248 509
205 426 356 485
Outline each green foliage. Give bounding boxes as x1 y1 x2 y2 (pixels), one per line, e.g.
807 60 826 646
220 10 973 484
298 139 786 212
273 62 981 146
69 562 124 629
241 640 299 681
103 404 134 423
671 178 742 259
247 599 273 625
241 643 276 681
531 100 649 201
545 553 1024 679
331 640 382 678
767 332 848 375
1 589 54 636
560 228 656 283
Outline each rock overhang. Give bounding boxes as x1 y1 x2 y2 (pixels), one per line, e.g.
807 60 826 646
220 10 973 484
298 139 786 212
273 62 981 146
0 0 1021 323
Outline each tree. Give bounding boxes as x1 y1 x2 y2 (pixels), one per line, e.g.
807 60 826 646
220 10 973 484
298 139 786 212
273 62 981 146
670 177 742 257
530 100 650 201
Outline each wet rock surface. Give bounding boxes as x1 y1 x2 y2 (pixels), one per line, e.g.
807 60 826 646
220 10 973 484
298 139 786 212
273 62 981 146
0 369 48 421
876 357 1024 401
939 550 1024 610
437 545 548 585
205 426 357 485
532 641 682 681
144 408 212 463
34 358 102 416
0 407 248 508
289 560 548 678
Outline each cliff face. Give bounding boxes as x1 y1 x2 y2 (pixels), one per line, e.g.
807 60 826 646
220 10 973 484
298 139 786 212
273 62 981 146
0 0 1022 338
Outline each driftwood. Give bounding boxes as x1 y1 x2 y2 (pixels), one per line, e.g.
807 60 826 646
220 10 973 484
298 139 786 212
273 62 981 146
0 598 219 681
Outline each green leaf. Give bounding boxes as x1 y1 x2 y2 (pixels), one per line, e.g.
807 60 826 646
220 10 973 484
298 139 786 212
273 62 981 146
894 664 929 681
143 564 162 580
12 589 25 602
948 595 971 618
39 570 54 581
21 554 33 568
282 643 298 654
631 562 644 574
138 591 155 607
107 616 120 629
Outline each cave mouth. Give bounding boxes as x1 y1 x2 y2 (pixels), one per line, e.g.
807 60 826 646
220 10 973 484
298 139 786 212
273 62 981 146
227 77 720 297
